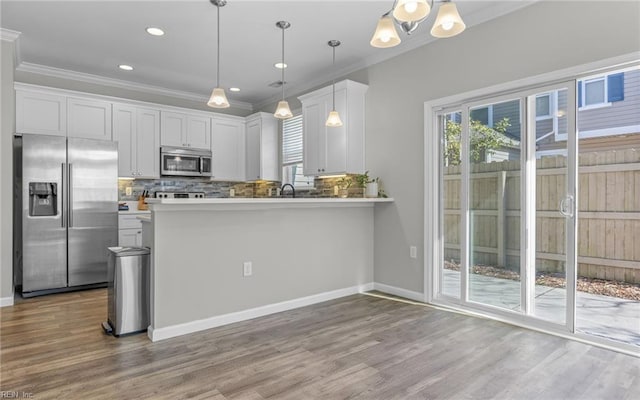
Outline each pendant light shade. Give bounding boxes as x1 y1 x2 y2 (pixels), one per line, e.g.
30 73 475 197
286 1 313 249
393 0 430 23
325 40 343 128
274 100 293 119
208 0 229 108
208 87 230 108
274 21 293 120
431 1 466 38
370 15 401 48
326 111 343 127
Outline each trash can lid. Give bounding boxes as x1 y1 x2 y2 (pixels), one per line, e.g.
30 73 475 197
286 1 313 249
108 246 150 257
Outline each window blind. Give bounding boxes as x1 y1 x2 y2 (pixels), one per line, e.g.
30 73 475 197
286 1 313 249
282 115 303 165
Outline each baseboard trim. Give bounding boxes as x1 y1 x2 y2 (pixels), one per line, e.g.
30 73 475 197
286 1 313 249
149 282 374 342
373 282 424 302
0 296 15 307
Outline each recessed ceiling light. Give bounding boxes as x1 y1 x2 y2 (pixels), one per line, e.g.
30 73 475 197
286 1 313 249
146 27 165 36
118 64 134 71
229 87 240 92
274 62 287 69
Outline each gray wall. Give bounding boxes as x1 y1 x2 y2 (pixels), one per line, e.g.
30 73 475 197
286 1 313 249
365 0 640 293
1 39 15 301
151 205 374 329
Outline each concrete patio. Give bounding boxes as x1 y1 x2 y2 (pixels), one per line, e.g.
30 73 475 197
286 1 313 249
442 269 640 346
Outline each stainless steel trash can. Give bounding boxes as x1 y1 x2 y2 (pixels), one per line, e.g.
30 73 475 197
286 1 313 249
104 246 150 336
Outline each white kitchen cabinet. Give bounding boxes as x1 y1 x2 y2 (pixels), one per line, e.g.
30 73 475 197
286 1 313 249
161 111 210 150
113 104 160 178
16 89 67 136
67 97 112 140
299 80 368 176
211 115 245 181
118 214 143 246
245 112 279 182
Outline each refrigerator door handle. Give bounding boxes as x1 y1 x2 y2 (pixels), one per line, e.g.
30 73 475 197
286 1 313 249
68 163 73 228
61 163 66 228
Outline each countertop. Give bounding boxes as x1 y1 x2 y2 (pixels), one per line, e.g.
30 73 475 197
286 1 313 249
118 201 151 215
145 197 394 211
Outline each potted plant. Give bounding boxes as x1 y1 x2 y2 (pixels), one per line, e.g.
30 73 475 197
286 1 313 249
354 171 379 198
336 177 352 198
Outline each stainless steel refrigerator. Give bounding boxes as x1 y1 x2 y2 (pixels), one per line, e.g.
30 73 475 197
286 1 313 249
14 134 118 297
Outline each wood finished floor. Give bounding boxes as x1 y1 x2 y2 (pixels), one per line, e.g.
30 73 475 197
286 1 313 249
1 289 639 400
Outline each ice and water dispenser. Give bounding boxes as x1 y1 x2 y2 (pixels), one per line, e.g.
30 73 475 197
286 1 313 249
28 182 57 217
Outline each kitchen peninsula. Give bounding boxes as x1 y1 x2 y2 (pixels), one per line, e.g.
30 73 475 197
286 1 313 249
143 197 393 341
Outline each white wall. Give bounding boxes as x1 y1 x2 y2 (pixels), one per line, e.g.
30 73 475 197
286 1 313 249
365 0 640 293
1 38 15 303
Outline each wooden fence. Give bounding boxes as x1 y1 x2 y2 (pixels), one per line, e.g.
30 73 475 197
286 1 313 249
443 149 640 284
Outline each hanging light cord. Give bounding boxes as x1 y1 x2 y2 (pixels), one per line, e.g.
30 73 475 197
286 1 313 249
281 26 285 100
216 4 221 88
331 45 336 110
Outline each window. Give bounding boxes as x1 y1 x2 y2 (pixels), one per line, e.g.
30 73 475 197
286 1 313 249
535 93 552 119
577 72 624 109
282 114 314 189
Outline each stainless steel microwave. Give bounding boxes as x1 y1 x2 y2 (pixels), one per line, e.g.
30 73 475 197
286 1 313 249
160 147 212 177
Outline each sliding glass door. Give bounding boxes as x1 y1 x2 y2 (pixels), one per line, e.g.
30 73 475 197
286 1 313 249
437 81 577 332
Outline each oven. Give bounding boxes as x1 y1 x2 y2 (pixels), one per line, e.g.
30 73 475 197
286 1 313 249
160 147 212 177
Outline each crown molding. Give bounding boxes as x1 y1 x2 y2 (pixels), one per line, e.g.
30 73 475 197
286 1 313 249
15 62 254 111
0 28 20 42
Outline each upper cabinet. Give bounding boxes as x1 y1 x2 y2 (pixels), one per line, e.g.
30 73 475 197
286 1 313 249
113 104 160 178
161 111 210 150
245 112 279 182
67 97 112 140
211 115 245 181
16 89 67 136
16 86 112 140
299 80 368 176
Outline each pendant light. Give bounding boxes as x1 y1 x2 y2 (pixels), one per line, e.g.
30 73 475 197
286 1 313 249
274 21 293 119
431 0 466 38
370 13 401 48
207 0 230 108
393 0 430 23
325 40 343 128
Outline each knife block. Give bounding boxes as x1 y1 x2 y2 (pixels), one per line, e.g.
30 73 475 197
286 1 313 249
137 196 148 211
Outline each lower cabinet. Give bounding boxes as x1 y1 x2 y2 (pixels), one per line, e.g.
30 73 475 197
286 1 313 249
118 214 144 247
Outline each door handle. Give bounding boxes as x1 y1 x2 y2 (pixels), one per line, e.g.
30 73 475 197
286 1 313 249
61 163 66 228
68 163 73 228
559 195 574 218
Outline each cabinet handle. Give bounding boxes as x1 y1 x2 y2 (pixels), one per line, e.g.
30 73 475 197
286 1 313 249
137 231 141 234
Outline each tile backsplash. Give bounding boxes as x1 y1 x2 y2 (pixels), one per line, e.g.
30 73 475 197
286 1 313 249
119 175 381 201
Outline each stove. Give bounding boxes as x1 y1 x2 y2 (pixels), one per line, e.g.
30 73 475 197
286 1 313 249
154 191 205 199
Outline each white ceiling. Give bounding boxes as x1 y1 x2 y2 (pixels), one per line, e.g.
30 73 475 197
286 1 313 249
1 0 535 111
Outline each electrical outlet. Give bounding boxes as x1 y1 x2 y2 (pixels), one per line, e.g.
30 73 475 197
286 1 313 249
334 186 339 196
125 187 132 196
410 246 417 259
229 188 235 197
268 188 273 197
243 261 252 277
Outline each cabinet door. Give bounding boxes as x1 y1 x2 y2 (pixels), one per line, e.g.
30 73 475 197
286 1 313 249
302 101 322 176
259 115 280 182
212 118 244 181
16 90 67 136
323 90 347 175
68 98 112 140
245 120 261 181
136 108 160 178
112 105 137 178
186 116 211 149
161 112 187 147
118 229 142 247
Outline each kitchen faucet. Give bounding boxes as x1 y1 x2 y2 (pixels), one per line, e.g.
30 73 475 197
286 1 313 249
281 183 295 198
